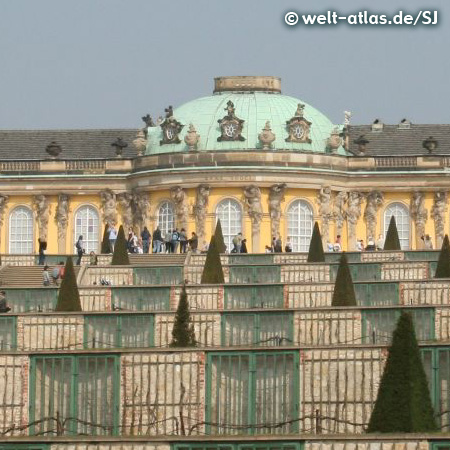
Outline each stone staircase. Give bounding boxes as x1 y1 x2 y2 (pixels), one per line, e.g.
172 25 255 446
0 265 80 287
128 253 186 266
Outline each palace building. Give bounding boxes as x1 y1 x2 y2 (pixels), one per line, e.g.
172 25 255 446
0 75 449 255
2 76 450 450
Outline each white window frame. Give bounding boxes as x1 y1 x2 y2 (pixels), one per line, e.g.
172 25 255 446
9 206 34 254
157 201 175 239
74 205 100 254
215 198 243 252
287 200 314 252
384 202 410 250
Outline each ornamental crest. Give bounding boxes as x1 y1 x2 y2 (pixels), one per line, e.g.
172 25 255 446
217 100 245 142
160 105 184 145
285 103 312 143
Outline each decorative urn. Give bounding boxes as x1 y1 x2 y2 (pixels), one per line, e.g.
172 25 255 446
184 123 200 151
258 121 276 149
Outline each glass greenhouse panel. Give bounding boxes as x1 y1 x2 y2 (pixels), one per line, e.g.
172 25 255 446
5 289 57 312
222 313 293 347
331 263 381 282
207 351 299 434
84 314 154 349
133 267 183 285
362 308 434 344
30 355 119 435
354 283 399 306
0 316 16 351
229 266 281 284
111 287 170 311
229 254 275 265
224 285 284 309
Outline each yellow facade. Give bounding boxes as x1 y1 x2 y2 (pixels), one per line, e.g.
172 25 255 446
1 187 443 254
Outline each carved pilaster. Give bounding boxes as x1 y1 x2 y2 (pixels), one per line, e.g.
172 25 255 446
132 190 150 236
410 191 428 249
268 184 286 239
243 185 263 252
333 191 348 239
347 191 364 251
193 184 210 246
55 194 69 253
431 191 448 248
117 192 134 232
316 186 332 246
33 195 50 241
100 189 117 227
0 195 9 249
170 186 188 231
364 191 384 243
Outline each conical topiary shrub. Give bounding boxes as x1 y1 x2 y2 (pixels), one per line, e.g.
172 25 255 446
101 224 110 254
170 285 197 347
214 219 227 254
112 225 130 265
55 256 82 312
435 234 450 278
383 216 401 251
331 253 357 306
367 312 437 433
201 235 225 284
307 222 325 262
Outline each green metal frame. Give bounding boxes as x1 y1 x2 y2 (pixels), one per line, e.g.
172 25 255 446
362 307 435 344
354 282 400 306
430 442 450 450
0 446 49 450
173 443 303 450
330 263 381 282
0 315 17 351
228 265 281 284
83 313 154 349
111 286 171 311
133 266 183 285
324 252 361 263
224 284 284 309
29 354 120 436
228 254 275 265
220 312 294 346
421 346 450 431
4 288 58 312
405 250 439 261
205 351 300 435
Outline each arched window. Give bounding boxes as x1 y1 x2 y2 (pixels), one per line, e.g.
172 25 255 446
216 199 243 252
384 203 410 250
287 200 314 252
74 205 99 253
9 206 33 254
157 201 175 239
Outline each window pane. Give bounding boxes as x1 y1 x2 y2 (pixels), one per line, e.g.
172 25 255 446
384 203 410 250
216 199 242 253
74 206 99 253
157 201 175 239
287 200 313 252
9 207 33 254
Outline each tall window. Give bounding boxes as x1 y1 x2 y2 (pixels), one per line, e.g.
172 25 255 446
216 199 242 252
74 206 99 253
157 201 175 239
287 200 313 252
384 203 410 250
9 206 33 254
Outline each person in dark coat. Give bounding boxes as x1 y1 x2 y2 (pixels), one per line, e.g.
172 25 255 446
38 238 47 265
240 239 248 253
141 226 151 253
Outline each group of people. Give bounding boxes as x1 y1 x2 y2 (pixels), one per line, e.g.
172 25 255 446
264 236 293 253
150 227 195 253
107 224 198 254
42 261 65 286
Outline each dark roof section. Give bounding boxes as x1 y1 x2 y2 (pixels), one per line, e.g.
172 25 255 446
347 124 450 156
0 129 138 160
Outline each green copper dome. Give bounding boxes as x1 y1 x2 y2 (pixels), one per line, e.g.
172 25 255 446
145 77 344 155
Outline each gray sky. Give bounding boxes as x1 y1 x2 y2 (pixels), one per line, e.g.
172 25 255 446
0 0 449 129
